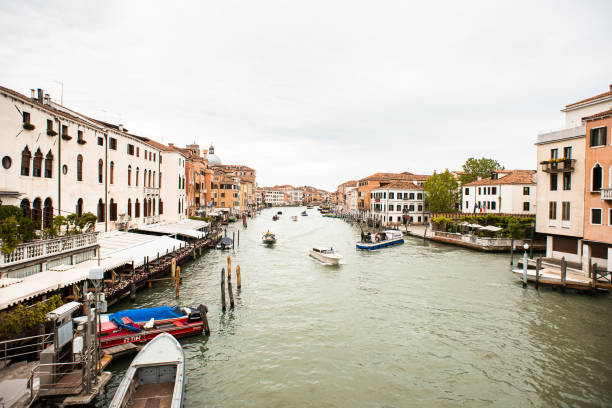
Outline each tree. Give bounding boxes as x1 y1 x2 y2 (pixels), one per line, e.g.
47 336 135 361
78 212 98 232
460 157 504 185
0 216 19 254
424 170 459 213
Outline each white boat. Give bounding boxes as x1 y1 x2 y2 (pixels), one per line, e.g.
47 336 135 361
309 247 343 265
109 332 185 408
356 230 404 250
291 216 298 221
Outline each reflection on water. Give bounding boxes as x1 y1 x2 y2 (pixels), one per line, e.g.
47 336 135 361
102 207 612 407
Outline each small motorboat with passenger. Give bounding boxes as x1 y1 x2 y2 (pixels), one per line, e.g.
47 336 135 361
272 215 279 221
108 332 185 408
262 231 277 245
356 230 404 250
301 211 308 216
309 246 343 265
216 237 233 250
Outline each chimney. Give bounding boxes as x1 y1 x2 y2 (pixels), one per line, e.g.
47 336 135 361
44 94 51 105
609 83 612 91
37 88 43 103
30 89 35 99
118 124 124 132
168 143 174 147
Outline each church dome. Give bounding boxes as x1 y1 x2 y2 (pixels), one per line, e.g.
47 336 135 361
208 144 222 167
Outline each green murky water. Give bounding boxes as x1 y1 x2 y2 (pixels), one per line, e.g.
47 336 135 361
103 207 612 407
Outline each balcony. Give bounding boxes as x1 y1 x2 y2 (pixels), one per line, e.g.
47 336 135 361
0 232 99 268
540 159 576 173
143 215 160 225
602 188 612 201
144 186 160 195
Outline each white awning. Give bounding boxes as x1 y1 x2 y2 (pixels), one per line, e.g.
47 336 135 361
0 232 187 310
481 225 503 232
136 221 207 239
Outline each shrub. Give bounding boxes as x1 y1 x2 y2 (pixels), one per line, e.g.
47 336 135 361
0 295 64 340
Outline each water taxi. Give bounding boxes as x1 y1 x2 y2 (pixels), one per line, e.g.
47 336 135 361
97 306 204 349
109 332 185 408
309 247 343 265
356 230 404 250
262 231 277 245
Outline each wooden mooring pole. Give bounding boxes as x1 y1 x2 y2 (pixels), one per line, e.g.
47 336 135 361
560 256 566 292
236 265 241 289
227 270 234 309
221 267 226 311
175 266 181 298
199 304 210 335
171 258 176 285
592 263 598 289
535 257 541 290
238 230 240 247
522 250 528 288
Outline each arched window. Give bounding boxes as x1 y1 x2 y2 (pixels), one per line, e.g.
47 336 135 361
148 171 151 187
159 172 162 188
76 198 83 217
178 176 181 189
98 159 103 183
135 199 140 218
178 199 181 214
97 199 105 222
110 161 114 184
77 155 83 181
44 151 53 178
144 169 148 187
152 171 156 188
33 148 43 177
128 165 132 186
592 164 603 191
152 198 156 215
159 199 163 215
127 199 132 218
136 167 139 186
20 199 31 219
144 197 148 217
43 198 53 228
109 198 117 221
21 146 31 176
32 198 42 227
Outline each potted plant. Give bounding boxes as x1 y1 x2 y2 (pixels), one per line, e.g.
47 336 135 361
23 123 35 131
47 128 58 136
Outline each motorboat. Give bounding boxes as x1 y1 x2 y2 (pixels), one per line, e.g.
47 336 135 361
301 211 308 216
216 237 233 250
291 216 298 221
356 230 404 250
272 215 279 221
309 247 343 265
262 231 277 245
108 332 185 408
277 211 283 215
306 205 313 209
97 306 204 349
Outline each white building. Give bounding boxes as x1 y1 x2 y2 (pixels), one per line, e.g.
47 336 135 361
0 85 185 233
370 181 428 225
462 170 536 215
262 189 284 206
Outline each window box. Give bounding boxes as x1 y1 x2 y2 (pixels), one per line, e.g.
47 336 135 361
47 129 58 136
61 134 72 140
23 123 35 131
77 138 87 145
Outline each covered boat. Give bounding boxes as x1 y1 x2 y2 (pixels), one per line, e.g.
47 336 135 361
216 237 233 250
309 247 343 265
262 231 277 245
109 333 185 408
301 211 308 216
100 306 204 349
356 230 404 250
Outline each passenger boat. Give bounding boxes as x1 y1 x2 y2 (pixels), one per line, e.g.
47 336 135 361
356 230 404 250
309 247 343 265
272 215 279 221
291 216 298 221
262 231 277 245
277 211 283 215
216 237 233 250
306 205 313 209
108 332 185 408
301 211 308 216
99 306 204 349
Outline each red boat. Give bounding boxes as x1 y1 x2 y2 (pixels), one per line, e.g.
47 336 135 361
99 306 204 349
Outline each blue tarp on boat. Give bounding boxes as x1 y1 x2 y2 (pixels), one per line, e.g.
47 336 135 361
109 306 183 323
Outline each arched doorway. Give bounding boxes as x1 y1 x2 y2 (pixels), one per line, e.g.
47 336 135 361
43 198 53 229
32 198 42 227
76 198 83 218
20 198 31 219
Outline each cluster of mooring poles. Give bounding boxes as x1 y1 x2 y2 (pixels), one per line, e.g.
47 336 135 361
221 255 241 311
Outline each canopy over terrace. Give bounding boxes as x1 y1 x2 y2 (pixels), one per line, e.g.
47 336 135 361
136 220 209 239
0 231 186 310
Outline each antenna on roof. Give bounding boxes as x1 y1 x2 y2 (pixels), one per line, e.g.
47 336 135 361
54 80 64 105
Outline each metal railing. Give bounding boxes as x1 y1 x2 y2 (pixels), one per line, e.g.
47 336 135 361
601 188 612 201
144 186 160 195
0 232 98 268
0 333 53 362
540 159 576 173
143 215 160 225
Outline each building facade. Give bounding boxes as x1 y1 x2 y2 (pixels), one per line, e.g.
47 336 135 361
370 181 427 225
462 170 536 215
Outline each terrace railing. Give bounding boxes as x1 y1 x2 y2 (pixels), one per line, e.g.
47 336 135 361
0 232 98 268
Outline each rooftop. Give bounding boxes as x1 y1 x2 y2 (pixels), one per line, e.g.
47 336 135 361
564 84 612 110
464 170 536 186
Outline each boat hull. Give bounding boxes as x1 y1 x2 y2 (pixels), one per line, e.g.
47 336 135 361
101 318 203 349
309 251 342 265
356 238 405 250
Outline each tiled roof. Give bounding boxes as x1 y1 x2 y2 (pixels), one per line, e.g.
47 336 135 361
376 181 424 190
360 172 429 183
565 88 612 109
582 108 612 121
464 170 536 186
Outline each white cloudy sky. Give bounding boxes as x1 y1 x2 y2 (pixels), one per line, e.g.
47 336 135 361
1 1 610 190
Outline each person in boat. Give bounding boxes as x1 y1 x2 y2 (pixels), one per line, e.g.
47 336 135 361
361 232 365 242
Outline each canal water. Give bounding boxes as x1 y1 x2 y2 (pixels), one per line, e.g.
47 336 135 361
104 207 612 407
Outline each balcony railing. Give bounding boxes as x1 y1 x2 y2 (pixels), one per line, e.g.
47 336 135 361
540 159 576 173
602 188 612 201
0 232 99 268
144 186 160 195
143 215 160 225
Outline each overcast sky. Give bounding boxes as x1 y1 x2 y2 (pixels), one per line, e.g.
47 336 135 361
1 1 610 190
